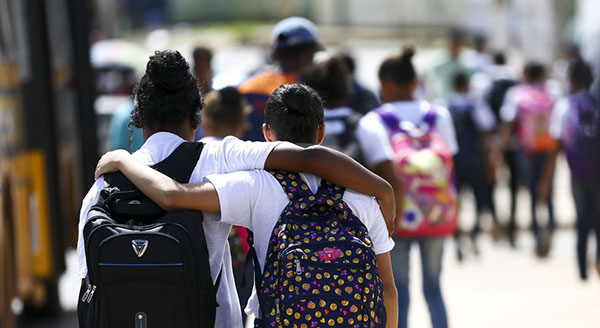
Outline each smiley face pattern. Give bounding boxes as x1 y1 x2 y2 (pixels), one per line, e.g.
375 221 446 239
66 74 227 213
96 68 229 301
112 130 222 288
255 171 385 328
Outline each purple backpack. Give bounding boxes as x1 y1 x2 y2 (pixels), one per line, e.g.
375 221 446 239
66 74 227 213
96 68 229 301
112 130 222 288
563 90 600 180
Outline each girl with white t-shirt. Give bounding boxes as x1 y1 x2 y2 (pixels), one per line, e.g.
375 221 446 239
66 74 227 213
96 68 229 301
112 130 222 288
81 51 396 328
355 48 458 328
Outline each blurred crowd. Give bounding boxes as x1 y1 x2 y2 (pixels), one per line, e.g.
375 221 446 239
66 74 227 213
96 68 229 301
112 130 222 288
101 17 599 328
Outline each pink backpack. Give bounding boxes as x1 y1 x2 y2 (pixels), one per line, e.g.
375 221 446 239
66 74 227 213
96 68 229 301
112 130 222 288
515 85 557 153
375 106 457 237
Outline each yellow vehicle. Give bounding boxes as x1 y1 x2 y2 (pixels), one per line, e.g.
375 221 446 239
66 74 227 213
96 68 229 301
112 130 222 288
0 0 97 325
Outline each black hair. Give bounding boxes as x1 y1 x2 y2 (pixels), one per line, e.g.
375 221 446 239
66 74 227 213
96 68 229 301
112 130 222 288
202 86 247 129
568 59 594 89
453 72 469 90
265 84 324 144
449 27 465 43
474 34 487 50
341 53 356 74
301 56 350 109
193 46 213 62
131 50 202 131
378 46 416 85
493 52 506 65
274 43 317 61
523 62 546 82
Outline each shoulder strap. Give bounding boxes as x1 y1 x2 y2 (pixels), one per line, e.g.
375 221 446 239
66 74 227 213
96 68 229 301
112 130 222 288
151 142 204 183
423 106 438 133
269 170 312 199
374 106 401 133
316 179 345 200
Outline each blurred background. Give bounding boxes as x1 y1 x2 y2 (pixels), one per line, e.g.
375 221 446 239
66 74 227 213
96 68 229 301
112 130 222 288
1 0 599 327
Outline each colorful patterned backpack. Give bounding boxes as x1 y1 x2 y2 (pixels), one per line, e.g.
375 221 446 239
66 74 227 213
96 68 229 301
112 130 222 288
249 171 385 328
375 105 457 237
515 85 557 153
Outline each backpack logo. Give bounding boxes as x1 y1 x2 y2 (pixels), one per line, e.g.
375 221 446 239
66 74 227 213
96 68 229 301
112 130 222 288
132 240 148 258
316 247 342 261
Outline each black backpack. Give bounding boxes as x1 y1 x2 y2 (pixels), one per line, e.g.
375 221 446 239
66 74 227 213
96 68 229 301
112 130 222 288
322 108 365 165
78 142 220 328
486 78 517 121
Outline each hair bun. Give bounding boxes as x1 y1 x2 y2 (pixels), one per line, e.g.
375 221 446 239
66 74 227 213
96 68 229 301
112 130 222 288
400 45 415 62
146 50 192 91
218 86 242 107
282 84 312 115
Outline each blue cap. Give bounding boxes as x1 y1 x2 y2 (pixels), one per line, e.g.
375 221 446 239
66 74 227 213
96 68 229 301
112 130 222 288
271 17 322 49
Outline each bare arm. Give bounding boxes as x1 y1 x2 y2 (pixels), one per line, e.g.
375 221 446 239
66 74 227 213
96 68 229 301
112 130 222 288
95 149 221 212
376 252 398 328
372 160 404 236
538 144 560 202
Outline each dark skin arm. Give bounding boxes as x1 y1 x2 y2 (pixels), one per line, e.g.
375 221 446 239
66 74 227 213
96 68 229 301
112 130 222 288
95 143 396 233
372 160 403 232
376 252 398 328
538 143 560 202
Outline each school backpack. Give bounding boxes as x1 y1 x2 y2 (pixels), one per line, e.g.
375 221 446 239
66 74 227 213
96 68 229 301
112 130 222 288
514 85 557 153
486 78 517 121
79 142 220 328
249 171 385 328
563 90 600 180
323 107 365 164
375 105 457 237
447 97 484 168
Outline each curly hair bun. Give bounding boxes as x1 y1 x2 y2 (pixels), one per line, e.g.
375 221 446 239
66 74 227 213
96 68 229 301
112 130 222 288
282 84 313 115
146 50 192 91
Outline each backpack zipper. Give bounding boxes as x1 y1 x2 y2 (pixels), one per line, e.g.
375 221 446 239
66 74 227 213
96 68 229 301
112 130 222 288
294 259 302 275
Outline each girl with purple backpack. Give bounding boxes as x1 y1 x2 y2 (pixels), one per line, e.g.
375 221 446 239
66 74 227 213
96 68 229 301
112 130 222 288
356 47 458 328
547 59 600 280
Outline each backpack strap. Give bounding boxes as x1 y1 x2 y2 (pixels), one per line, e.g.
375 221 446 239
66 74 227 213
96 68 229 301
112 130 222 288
269 170 313 199
376 104 439 135
374 106 401 134
422 106 438 133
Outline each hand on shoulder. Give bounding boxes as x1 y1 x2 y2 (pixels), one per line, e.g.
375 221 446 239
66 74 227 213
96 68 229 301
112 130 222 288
95 149 131 179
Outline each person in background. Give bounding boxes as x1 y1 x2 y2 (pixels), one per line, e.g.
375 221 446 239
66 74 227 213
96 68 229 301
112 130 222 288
192 46 214 141
430 28 473 102
341 53 381 115
301 56 365 163
108 101 144 151
200 87 249 142
499 62 557 257
238 17 322 141
193 46 213 94
104 64 144 152
464 34 493 73
547 59 600 280
198 86 252 320
446 72 498 259
357 48 458 328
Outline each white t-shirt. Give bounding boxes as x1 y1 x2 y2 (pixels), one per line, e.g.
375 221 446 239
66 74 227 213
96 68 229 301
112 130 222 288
355 100 459 168
77 132 281 328
205 170 395 318
549 97 570 140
